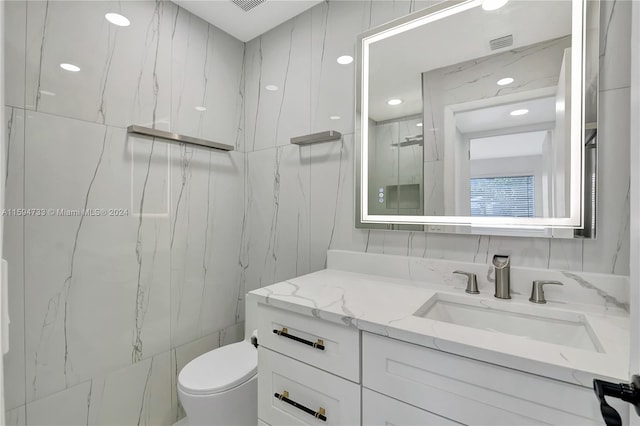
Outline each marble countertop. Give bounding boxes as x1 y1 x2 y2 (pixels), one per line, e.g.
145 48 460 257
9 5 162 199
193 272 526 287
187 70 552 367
250 268 629 388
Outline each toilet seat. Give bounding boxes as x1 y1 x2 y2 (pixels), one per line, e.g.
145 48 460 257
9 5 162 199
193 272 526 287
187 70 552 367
178 341 257 396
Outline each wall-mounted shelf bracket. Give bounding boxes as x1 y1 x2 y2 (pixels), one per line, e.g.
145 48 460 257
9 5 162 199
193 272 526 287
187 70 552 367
127 125 234 151
290 131 342 146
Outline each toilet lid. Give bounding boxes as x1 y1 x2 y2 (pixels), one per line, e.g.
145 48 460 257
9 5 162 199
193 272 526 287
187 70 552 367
178 341 257 395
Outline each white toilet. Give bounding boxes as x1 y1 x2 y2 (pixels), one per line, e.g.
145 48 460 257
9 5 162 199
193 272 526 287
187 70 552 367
177 340 258 426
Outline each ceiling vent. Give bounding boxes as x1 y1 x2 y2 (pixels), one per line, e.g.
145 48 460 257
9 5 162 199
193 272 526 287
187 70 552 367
232 0 266 12
489 35 513 51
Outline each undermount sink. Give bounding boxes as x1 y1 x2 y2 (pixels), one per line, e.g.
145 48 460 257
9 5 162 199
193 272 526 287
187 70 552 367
413 293 602 352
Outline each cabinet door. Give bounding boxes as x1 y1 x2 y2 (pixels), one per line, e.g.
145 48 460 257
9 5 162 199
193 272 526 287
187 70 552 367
363 388 461 425
258 347 360 426
363 332 610 425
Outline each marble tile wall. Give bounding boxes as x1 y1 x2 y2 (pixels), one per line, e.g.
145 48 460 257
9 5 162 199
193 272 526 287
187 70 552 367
241 0 631 310
4 1 245 424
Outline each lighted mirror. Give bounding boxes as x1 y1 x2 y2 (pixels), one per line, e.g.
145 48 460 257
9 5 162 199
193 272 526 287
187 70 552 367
356 0 599 237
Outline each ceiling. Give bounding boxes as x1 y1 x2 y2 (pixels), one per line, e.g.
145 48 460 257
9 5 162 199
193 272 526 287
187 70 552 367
173 0 323 42
455 96 557 134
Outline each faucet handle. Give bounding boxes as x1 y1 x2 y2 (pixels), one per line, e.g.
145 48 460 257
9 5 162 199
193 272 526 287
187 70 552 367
453 271 479 294
529 280 563 304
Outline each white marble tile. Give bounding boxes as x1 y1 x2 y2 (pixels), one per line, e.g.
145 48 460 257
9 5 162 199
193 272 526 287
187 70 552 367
25 380 91 426
583 87 630 275
326 250 629 310
369 0 416 27
359 230 413 257
242 38 262 153
23 112 170 402
219 321 246 346
311 1 369 135
310 133 375 258
482 235 556 269
360 230 559 278
244 145 310 292
3 108 26 411
25 1 174 129
5 406 26 426
8 0 249 419
170 9 244 147
548 238 584 272
599 0 632 91
309 138 350 271
243 12 312 152
4 0 26 108
169 144 244 348
87 351 172 426
370 230 428 258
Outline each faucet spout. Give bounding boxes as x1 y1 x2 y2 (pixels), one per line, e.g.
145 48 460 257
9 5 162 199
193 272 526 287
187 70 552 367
492 255 511 299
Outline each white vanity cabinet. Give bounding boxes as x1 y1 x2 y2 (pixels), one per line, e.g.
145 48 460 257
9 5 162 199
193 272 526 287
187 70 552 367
257 304 361 425
256 303 624 426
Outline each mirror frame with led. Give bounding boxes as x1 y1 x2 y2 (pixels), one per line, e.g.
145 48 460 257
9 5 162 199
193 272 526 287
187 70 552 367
355 0 598 236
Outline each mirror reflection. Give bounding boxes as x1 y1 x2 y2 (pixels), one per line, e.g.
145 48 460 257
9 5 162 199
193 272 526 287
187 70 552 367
364 0 585 227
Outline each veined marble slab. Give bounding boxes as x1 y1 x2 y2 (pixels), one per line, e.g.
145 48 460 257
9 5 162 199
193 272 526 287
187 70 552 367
250 250 629 388
327 249 630 312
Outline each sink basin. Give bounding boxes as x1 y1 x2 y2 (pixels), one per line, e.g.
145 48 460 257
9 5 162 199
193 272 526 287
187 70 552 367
414 293 602 352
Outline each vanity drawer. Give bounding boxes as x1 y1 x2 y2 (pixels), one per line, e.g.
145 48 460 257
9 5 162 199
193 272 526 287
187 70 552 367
362 388 460 425
258 347 360 426
257 304 359 382
362 332 613 426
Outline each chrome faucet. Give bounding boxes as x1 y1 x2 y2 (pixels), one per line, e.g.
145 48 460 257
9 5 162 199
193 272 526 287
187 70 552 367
492 255 511 299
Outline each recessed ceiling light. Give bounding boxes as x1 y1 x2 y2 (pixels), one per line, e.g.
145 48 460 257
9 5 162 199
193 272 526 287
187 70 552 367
416 122 423 127
195 106 207 112
105 13 130 27
387 99 403 106
60 63 80 72
337 55 353 65
496 77 514 86
265 85 278 91
329 115 341 120
39 90 56 96
482 0 509 11
510 109 529 116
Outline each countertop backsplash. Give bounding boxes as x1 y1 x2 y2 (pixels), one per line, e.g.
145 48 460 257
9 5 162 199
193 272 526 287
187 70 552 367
327 250 630 313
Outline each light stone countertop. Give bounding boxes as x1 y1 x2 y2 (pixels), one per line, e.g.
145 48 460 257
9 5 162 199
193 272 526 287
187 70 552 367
250 267 629 388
